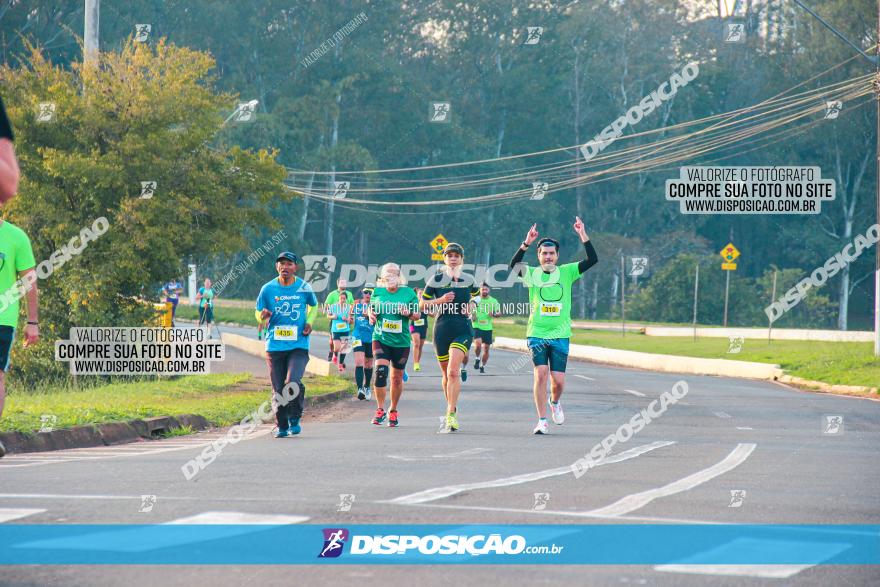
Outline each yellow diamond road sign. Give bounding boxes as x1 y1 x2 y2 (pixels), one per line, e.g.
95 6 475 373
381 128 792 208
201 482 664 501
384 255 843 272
719 243 740 263
430 234 448 254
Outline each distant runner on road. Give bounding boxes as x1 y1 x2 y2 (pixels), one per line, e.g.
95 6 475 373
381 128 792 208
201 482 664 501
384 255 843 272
196 278 216 330
409 286 429 372
323 279 354 368
471 283 501 373
352 287 375 400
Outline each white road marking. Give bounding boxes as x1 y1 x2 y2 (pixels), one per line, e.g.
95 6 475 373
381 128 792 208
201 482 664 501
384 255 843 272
392 502 880 534
714 411 732 419
394 502 726 525
583 443 757 517
656 564 817 579
736 426 754 430
0 492 308 503
0 426 275 468
166 512 309 525
0 493 146 500
624 389 646 397
654 537 850 578
14 511 309 552
573 374 595 381
387 447 493 461
385 441 675 505
0 461 65 468
0 507 46 523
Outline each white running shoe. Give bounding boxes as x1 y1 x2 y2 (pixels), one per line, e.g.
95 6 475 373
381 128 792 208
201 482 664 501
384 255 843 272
549 400 564 425
533 419 549 435
364 386 372 400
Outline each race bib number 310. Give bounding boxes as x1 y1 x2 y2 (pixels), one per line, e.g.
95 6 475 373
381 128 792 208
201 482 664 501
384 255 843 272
539 303 562 317
274 325 299 340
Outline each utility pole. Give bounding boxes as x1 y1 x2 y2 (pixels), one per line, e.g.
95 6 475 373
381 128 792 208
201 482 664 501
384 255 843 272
791 0 880 356
620 256 626 337
84 0 99 63
693 264 699 342
876 0 880 356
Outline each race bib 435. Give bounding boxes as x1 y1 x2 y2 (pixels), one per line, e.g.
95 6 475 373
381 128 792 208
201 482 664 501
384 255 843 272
274 325 299 340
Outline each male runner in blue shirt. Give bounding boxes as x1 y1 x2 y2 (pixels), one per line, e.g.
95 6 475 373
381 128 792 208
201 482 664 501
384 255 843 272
256 251 319 437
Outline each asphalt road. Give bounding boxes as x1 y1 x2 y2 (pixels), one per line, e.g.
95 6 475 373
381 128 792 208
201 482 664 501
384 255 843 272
1 324 878 586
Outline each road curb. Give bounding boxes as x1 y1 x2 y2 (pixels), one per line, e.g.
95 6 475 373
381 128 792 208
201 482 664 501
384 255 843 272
0 414 212 455
493 336 784 381
0 387 353 455
777 375 877 396
219 331 347 378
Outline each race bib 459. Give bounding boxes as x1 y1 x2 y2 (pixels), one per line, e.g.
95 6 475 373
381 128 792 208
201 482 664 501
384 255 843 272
382 319 402 333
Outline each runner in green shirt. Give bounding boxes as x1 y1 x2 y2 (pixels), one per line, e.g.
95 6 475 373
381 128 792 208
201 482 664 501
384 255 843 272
367 263 420 428
508 216 598 435
0 219 39 458
471 284 501 374
196 278 216 329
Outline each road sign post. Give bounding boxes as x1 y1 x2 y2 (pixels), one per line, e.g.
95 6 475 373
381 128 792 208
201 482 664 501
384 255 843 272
719 243 740 328
769 269 778 344
430 233 447 261
723 270 731 327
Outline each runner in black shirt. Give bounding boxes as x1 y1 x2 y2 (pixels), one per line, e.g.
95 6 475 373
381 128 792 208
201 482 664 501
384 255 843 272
420 243 479 433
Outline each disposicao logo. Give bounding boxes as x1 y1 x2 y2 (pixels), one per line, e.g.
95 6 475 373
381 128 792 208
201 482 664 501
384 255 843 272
318 528 349 558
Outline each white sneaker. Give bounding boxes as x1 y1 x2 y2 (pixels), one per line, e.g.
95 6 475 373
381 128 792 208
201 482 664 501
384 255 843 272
549 400 564 425
533 419 549 435
364 387 372 400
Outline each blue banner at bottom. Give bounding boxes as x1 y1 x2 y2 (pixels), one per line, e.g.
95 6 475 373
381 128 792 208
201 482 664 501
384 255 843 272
0 524 877 565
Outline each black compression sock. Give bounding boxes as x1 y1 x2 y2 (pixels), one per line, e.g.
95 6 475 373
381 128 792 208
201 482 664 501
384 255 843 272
355 366 364 388
365 367 373 386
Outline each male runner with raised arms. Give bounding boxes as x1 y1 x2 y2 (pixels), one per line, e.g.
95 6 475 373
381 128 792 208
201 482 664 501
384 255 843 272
368 264 420 427
509 217 598 434
472 283 501 373
323 279 354 366
421 243 479 433
256 251 319 437
352 288 375 400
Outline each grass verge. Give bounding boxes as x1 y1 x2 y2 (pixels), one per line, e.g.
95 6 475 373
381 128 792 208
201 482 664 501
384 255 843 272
2 372 354 434
176 305 878 389
490 323 878 389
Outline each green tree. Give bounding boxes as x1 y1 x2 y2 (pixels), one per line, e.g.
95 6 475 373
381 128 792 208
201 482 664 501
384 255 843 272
628 253 758 326
1 40 287 386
